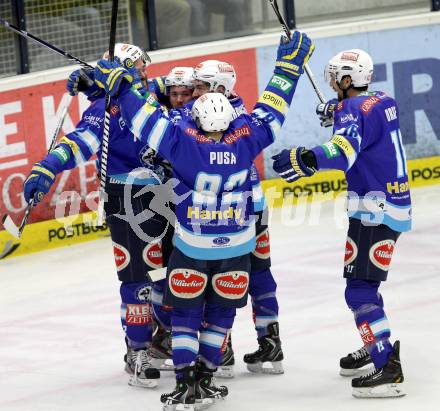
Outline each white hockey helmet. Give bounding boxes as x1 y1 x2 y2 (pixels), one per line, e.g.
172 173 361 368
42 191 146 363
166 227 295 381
104 43 151 69
165 66 194 93
192 93 235 132
193 60 236 97
324 49 373 88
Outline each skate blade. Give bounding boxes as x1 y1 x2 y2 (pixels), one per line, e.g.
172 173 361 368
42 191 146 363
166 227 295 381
195 398 214 409
163 404 195 411
340 365 374 377
151 357 174 371
352 382 406 398
128 375 159 388
246 361 284 375
214 365 234 379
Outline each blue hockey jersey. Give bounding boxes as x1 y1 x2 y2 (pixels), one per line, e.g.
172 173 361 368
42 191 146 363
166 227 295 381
170 95 266 213
311 91 412 232
116 73 300 259
47 97 169 191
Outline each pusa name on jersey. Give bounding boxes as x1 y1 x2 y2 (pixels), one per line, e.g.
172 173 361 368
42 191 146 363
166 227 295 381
311 91 411 232
117 72 300 259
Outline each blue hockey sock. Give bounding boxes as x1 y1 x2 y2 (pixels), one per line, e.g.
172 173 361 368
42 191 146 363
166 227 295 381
345 279 393 368
249 269 279 338
171 306 203 369
120 281 153 349
151 280 172 329
199 304 235 368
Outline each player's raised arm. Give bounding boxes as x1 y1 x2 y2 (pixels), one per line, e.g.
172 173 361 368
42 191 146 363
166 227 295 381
272 50 374 183
251 31 314 141
94 59 177 162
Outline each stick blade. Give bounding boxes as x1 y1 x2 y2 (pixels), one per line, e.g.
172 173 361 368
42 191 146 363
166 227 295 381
2 215 21 239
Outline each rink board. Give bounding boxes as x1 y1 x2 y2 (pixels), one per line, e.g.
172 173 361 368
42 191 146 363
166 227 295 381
0 155 438 261
261 155 440 208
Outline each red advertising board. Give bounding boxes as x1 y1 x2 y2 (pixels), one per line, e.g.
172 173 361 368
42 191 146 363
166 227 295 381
0 48 260 226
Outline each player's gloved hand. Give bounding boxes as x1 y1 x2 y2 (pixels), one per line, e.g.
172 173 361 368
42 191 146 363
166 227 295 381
274 31 315 79
23 161 57 204
94 59 134 97
316 98 338 127
272 147 317 183
67 68 104 101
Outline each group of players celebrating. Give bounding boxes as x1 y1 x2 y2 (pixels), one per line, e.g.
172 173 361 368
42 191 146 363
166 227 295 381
23 28 411 409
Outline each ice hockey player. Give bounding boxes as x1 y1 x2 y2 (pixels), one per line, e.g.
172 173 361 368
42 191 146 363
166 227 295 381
192 59 285 377
22 43 174 389
148 66 195 369
94 30 314 410
272 48 411 398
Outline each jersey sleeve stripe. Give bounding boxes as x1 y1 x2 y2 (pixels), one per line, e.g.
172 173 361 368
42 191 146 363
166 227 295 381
74 128 101 154
148 117 169 151
331 135 357 170
131 103 158 139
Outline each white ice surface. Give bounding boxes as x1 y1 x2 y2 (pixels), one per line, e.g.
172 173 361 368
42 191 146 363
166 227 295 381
1 186 440 411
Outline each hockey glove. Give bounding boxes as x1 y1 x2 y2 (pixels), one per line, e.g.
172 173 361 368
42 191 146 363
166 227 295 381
67 68 104 101
23 161 57 204
274 31 314 79
272 147 317 183
94 59 134 97
316 98 338 127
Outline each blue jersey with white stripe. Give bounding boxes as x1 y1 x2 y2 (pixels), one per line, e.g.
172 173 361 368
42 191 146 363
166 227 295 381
117 72 300 259
170 95 265 213
47 97 168 188
311 91 412 232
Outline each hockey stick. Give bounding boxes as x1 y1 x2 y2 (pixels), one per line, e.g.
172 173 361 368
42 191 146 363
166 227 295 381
0 17 93 70
268 0 327 104
1 102 71 239
96 0 119 227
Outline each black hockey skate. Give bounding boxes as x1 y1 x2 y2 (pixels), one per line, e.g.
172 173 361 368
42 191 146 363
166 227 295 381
214 334 235 379
196 361 228 408
161 367 196 411
351 341 405 398
243 322 284 374
340 346 373 376
124 346 160 388
150 322 174 371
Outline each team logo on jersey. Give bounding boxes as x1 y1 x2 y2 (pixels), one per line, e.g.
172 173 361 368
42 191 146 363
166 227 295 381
344 237 358 266
212 271 249 300
113 242 130 271
253 229 270 259
169 269 207 299
369 240 395 271
125 303 153 325
358 321 375 344
135 285 152 303
143 242 163 269
360 96 381 114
